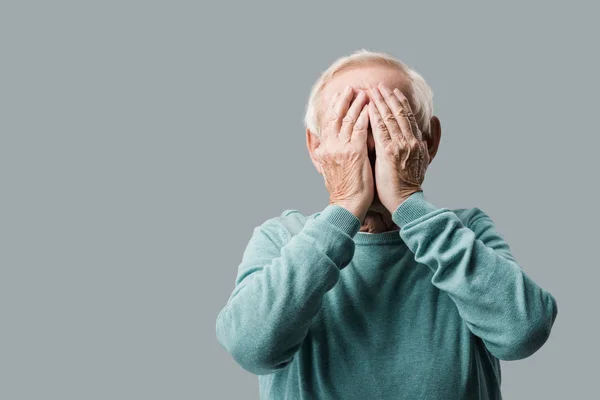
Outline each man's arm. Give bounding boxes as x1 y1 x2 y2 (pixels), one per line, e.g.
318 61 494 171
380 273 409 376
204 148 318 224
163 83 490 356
215 205 360 375
392 191 558 361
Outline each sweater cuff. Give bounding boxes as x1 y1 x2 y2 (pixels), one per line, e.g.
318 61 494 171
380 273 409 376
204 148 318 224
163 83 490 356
318 204 361 238
391 191 439 228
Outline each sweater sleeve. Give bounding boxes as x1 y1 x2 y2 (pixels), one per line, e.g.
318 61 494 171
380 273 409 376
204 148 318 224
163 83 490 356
215 204 361 375
391 191 558 361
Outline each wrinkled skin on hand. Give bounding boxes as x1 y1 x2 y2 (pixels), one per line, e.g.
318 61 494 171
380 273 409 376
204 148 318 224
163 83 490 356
367 83 430 212
314 85 374 221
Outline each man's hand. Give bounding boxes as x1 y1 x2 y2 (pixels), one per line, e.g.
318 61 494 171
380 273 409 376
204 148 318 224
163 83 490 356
367 83 430 213
315 85 374 222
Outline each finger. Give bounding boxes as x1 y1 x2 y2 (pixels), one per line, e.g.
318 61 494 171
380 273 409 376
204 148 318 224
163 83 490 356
369 86 405 145
331 85 355 132
392 87 423 141
350 102 369 146
321 92 341 139
339 91 368 142
368 101 392 152
378 84 414 143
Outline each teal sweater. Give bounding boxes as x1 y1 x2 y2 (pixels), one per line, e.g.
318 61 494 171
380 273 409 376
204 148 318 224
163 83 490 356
216 191 558 399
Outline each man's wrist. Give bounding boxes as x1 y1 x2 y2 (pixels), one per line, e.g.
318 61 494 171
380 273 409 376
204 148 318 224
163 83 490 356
319 203 362 238
390 189 422 213
330 202 365 222
391 190 439 228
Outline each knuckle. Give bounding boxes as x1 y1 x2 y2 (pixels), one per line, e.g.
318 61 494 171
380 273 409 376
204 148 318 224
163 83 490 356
320 151 333 162
383 143 397 157
341 116 355 126
375 121 387 131
383 113 396 122
353 122 368 132
343 144 358 155
395 108 407 118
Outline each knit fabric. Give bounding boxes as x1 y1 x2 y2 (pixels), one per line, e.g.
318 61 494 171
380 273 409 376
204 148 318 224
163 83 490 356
216 191 558 399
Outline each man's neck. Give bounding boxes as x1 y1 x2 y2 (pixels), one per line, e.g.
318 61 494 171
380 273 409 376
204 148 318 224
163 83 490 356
359 209 399 234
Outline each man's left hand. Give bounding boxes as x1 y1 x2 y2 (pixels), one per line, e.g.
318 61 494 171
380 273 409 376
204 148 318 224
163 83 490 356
368 83 430 213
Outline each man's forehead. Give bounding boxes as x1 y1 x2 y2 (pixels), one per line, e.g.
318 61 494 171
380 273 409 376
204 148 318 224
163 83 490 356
320 65 413 105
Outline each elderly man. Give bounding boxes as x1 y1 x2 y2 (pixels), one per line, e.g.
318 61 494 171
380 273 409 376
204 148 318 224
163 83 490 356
216 49 558 399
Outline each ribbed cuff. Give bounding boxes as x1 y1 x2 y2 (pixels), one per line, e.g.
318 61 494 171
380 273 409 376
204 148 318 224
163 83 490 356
318 204 361 238
392 191 439 228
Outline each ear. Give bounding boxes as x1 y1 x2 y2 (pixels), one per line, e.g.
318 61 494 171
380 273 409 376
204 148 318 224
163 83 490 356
306 128 323 175
424 116 442 165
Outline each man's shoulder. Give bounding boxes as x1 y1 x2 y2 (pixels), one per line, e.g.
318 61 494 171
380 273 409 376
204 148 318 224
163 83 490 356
276 208 312 235
255 208 312 246
451 205 495 230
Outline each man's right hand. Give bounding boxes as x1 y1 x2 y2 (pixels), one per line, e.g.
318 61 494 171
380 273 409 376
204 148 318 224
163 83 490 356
314 85 373 223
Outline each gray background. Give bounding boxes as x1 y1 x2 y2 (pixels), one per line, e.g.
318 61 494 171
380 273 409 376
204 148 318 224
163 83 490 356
1 1 598 399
